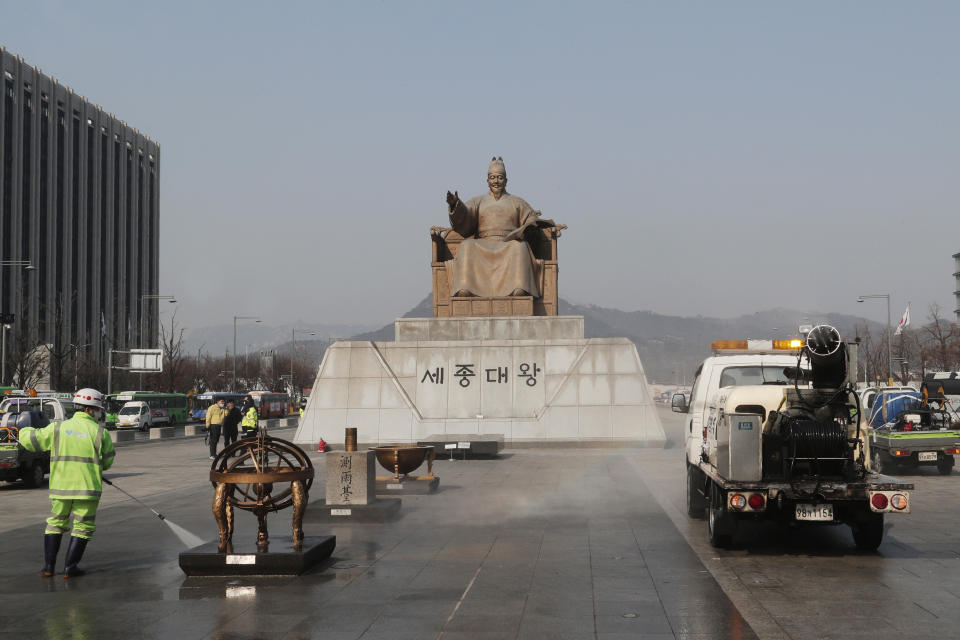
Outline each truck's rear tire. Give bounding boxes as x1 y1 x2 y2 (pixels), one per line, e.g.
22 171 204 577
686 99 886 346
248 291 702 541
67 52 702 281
851 513 884 551
22 461 44 489
686 465 707 519
707 482 734 548
937 455 954 475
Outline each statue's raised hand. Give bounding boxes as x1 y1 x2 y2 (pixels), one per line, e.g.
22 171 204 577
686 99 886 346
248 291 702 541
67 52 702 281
446 190 460 211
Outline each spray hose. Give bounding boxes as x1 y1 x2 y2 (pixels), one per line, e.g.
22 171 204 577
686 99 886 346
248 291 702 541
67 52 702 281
102 477 166 521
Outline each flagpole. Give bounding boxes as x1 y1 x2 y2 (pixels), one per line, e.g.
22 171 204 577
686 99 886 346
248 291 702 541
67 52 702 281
898 326 904 384
887 298 891 385
897 302 910 384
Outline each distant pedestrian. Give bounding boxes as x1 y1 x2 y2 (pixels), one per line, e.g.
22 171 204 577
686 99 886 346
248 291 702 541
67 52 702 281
222 399 242 447
19 388 115 578
205 397 228 459
240 396 259 439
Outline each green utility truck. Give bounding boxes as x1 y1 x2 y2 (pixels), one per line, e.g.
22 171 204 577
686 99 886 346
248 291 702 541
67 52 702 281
868 391 960 475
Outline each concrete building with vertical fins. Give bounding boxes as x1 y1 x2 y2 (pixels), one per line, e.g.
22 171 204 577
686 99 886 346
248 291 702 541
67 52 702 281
1 46 159 383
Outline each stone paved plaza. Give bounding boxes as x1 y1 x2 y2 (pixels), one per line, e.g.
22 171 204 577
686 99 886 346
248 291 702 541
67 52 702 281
2 412 960 639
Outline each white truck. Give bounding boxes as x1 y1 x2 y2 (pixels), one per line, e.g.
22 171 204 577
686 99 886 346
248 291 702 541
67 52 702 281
116 401 169 431
673 326 913 550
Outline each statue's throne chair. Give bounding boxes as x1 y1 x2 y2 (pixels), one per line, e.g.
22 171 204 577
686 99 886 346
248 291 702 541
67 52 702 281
431 222 565 317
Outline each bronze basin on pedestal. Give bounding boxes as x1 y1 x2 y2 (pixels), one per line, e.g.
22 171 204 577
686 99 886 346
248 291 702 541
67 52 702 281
370 445 435 482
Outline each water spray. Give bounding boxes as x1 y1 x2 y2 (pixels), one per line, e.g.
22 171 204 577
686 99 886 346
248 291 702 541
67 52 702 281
103 477 206 548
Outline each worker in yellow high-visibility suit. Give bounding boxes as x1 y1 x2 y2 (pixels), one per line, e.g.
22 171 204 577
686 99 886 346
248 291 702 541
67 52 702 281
19 388 115 578
240 396 259 439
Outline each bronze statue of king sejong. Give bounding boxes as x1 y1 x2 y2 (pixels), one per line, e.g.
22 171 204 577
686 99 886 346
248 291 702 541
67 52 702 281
442 157 553 299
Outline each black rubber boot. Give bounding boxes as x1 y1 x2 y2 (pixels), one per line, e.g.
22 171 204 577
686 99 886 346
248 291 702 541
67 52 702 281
42 533 62 577
62 536 89 579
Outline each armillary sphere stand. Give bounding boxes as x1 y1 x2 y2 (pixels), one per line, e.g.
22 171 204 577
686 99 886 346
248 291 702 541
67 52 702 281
210 427 314 553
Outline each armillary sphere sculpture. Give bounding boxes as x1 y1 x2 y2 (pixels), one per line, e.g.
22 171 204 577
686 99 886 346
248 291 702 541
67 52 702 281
210 427 314 553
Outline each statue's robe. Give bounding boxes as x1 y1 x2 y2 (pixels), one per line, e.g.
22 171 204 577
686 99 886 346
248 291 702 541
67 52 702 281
447 192 542 298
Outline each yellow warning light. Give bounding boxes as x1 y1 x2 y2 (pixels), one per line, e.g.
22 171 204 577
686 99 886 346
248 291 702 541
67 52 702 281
712 339 803 351
772 339 804 350
711 340 749 350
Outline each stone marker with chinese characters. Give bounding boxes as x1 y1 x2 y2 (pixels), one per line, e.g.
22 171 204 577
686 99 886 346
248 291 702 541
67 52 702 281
325 451 376 506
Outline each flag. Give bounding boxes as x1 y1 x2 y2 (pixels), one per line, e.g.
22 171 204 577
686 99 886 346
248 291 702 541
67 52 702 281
894 304 910 335
101 311 107 337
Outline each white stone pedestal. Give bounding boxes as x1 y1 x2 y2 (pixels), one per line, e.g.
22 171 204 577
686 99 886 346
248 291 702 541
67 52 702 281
296 316 664 446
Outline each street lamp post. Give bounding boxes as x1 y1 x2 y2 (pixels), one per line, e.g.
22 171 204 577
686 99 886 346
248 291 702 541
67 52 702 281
290 328 316 399
857 294 892 384
139 294 177 349
138 294 176 389
233 316 261 391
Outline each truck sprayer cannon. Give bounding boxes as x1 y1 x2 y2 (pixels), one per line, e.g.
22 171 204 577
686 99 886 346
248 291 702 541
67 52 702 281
762 324 864 483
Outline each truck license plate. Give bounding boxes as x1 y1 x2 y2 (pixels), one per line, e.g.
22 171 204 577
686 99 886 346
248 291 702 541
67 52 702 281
795 504 833 521
918 451 937 462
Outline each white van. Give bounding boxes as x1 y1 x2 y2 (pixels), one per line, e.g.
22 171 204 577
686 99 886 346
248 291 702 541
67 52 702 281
0 397 79 426
116 401 169 431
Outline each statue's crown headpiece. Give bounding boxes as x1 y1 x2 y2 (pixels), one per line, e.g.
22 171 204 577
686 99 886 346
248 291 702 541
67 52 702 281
488 156 506 176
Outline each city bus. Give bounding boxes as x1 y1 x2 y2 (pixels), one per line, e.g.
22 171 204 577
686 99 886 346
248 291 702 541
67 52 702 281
246 391 290 418
190 392 247 422
105 392 190 426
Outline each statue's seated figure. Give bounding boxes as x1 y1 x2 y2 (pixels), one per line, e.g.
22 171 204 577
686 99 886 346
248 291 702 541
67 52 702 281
431 157 565 317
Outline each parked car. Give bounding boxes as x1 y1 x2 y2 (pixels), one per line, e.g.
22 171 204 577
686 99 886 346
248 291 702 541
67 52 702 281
116 401 170 431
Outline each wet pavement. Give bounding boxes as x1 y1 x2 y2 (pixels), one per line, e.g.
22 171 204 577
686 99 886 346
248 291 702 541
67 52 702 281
1 413 958 639
1 423 751 639
640 408 960 640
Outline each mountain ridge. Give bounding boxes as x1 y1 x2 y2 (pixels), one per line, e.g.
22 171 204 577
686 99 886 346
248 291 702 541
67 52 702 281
348 295 882 382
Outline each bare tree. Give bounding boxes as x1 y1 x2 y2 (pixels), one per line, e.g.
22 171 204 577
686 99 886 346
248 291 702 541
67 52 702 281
2 285 49 389
42 293 74 391
4 316 49 389
894 328 922 384
921 303 959 371
159 308 188 392
189 344 208 393
855 323 887 385
73 350 108 391
194 351 231 393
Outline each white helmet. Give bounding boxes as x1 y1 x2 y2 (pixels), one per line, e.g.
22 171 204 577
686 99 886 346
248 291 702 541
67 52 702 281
73 388 105 410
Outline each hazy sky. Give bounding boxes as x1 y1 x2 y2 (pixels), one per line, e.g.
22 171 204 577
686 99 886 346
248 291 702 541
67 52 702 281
4 1 958 331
